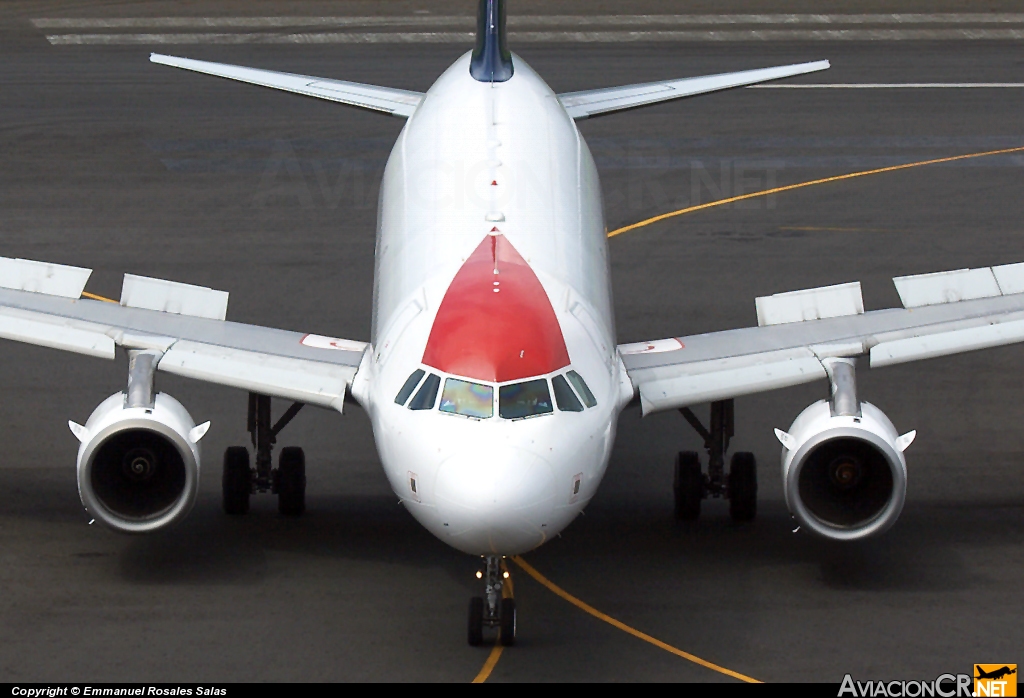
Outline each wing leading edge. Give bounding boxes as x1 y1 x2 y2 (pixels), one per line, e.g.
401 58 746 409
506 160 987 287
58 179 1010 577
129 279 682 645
620 263 1024 415
0 257 367 412
150 53 423 117
558 60 830 119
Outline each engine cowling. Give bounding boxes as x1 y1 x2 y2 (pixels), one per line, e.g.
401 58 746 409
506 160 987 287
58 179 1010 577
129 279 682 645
777 400 915 541
70 392 210 533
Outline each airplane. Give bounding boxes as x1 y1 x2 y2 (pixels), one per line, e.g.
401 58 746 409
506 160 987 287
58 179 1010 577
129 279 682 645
4 0 1024 647
976 667 1017 681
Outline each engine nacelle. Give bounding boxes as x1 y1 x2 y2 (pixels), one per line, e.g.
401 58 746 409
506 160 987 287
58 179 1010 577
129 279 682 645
777 400 915 541
70 392 210 533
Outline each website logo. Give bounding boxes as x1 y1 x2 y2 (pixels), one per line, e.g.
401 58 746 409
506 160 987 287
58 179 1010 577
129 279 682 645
974 665 1017 697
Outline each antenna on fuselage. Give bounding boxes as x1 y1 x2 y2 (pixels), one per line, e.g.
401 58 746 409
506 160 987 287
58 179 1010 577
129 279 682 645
469 0 514 82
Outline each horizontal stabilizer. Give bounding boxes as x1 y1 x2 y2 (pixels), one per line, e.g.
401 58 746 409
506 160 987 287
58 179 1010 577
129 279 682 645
558 60 829 119
0 257 92 299
121 274 229 321
150 53 423 117
755 281 863 327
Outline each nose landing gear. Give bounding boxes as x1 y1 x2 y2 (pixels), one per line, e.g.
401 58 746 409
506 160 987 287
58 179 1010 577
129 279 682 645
468 555 516 647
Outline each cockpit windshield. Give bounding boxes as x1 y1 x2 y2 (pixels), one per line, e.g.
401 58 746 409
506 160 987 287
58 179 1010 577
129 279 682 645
439 378 494 419
399 367 594 419
566 370 597 408
551 374 583 412
394 369 425 405
499 379 554 420
408 373 441 410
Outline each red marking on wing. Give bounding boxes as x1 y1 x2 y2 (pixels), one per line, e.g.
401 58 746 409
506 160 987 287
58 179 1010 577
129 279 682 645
422 235 570 383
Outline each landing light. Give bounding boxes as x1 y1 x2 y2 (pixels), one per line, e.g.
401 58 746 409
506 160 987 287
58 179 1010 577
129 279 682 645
503 571 509 579
475 571 483 579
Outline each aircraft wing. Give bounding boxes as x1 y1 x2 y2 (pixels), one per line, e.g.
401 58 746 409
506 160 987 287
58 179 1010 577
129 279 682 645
0 258 366 412
558 60 829 119
150 53 423 117
620 264 1024 415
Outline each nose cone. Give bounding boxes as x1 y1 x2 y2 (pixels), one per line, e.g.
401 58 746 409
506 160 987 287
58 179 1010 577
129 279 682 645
434 445 556 555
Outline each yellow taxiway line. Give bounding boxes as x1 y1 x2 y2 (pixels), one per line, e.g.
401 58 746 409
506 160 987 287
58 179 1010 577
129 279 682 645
80 291 118 303
472 643 505 684
471 560 514 683
606 144 1024 239
512 555 761 683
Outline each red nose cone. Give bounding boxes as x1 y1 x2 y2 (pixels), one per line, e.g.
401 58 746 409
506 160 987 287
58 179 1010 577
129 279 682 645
422 235 570 383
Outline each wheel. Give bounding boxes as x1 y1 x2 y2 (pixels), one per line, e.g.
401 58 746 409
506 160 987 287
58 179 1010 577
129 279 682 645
499 597 516 646
277 447 306 516
222 447 251 515
468 597 484 646
673 451 702 521
728 451 758 521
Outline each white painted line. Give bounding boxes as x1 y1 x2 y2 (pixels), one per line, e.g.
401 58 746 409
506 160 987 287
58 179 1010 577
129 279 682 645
31 14 1024 29
46 32 475 45
515 29 1024 41
33 16 473 29
43 28 1024 45
530 13 1024 25
752 83 1024 88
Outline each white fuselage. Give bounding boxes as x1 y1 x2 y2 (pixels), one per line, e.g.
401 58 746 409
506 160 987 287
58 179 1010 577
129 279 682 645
350 52 631 556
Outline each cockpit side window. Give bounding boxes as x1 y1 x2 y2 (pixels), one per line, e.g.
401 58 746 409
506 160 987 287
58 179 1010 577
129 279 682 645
408 373 441 410
552 374 584 412
439 378 494 419
566 370 597 408
499 379 554 420
395 369 426 406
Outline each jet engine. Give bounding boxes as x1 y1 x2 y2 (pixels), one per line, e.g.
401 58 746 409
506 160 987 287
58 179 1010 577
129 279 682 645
70 391 210 533
775 359 915 541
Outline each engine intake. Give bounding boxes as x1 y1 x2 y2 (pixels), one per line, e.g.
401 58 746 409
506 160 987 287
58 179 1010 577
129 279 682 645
778 400 914 541
71 392 209 533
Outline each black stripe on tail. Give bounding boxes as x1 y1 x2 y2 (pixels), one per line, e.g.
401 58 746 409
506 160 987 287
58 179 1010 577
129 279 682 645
469 0 513 82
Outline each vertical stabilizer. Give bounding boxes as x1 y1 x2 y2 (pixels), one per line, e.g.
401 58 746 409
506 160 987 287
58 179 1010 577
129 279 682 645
469 0 513 82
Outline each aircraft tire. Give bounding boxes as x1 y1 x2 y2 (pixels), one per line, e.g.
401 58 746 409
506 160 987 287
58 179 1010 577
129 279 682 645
222 447 251 515
499 597 516 646
468 597 485 646
728 451 757 522
673 451 702 521
277 447 306 516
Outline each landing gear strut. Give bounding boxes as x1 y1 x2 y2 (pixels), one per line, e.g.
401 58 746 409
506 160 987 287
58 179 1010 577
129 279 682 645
222 393 306 516
468 556 516 647
675 399 757 522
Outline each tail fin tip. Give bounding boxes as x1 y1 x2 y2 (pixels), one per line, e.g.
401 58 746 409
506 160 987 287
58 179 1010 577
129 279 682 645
469 0 514 83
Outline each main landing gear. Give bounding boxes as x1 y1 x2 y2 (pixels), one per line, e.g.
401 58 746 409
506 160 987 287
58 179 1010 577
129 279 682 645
674 399 757 522
223 393 306 516
468 556 516 647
